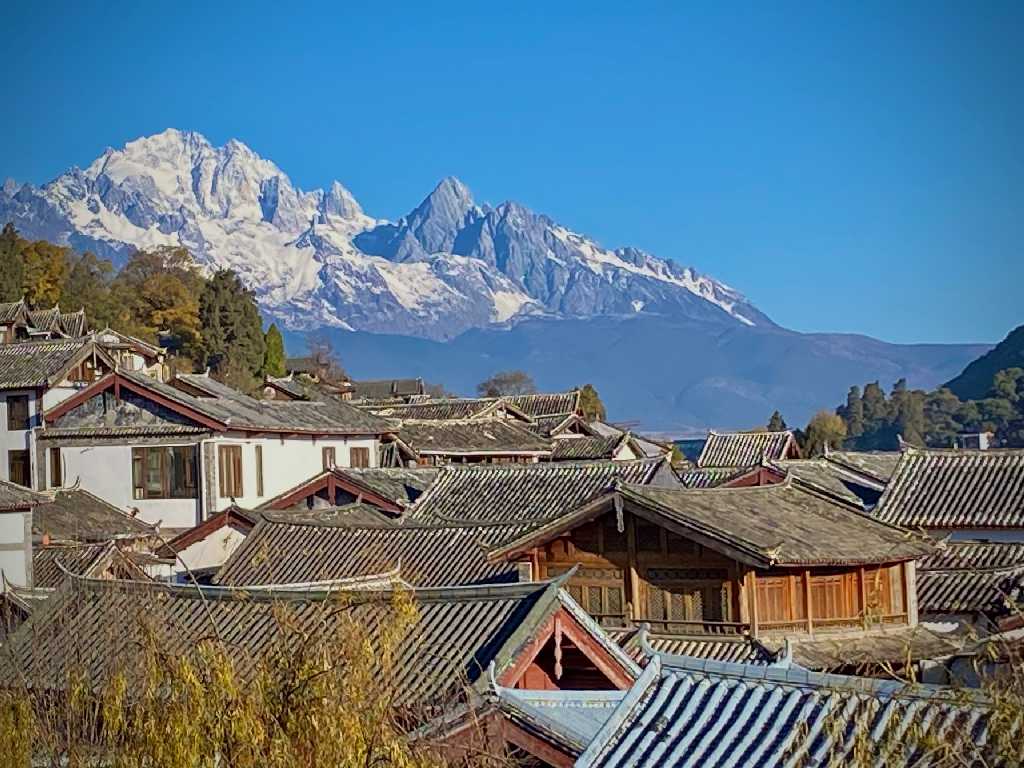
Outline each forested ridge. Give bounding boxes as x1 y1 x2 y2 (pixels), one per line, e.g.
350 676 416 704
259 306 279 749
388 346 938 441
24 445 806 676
0 223 280 391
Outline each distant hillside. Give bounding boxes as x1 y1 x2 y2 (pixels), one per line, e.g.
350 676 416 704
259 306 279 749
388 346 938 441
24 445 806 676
944 324 1024 400
285 317 987 434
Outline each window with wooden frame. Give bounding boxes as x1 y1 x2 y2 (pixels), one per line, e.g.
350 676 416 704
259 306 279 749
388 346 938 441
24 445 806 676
645 568 731 632
218 445 243 498
255 445 264 496
862 565 905 619
131 446 198 500
6 394 29 431
50 447 62 488
350 447 370 468
755 574 809 627
809 571 860 621
8 450 29 487
322 446 336 470
550 565 627 628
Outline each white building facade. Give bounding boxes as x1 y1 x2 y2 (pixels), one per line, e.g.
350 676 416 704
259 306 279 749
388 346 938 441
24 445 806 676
38 371 393 530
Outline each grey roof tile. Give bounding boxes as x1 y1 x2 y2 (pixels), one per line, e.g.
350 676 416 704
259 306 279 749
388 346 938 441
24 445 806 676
697 430 799 467
33 488 156 542
0 338 96 389
4 574 567 707
875 447 1024 529
577 652 995 768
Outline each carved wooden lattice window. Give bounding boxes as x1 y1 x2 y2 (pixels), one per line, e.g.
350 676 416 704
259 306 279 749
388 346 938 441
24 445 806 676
644 568 729 632
550 565 627 628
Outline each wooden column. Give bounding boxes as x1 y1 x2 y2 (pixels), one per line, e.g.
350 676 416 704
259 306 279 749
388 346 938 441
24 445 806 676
803 569 813 635
858 566 868 619
748 570 759 637
737 567 750 625
625 511 642 622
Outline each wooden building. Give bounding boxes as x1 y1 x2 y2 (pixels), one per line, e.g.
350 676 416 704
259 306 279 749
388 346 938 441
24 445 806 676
490 480 931 641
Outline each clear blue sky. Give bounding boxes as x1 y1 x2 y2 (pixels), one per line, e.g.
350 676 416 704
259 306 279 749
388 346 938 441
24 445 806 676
1 1 1020 344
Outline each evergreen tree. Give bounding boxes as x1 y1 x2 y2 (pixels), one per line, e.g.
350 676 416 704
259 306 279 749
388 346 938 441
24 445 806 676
766 410 787 431
60 252 117 329
0 223 25 302
198 269 267 383
263 323 286 378
579 384 607 422
844 386 864 439
861 382 888 432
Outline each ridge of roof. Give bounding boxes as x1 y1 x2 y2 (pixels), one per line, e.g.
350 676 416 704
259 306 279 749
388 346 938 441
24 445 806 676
54 567 560 604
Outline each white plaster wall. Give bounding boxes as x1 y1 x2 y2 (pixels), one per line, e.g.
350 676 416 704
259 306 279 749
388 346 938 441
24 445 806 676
210 434 379 512
41 385 84 411
170 525 249 578
0 389 39 483
0 510 31 588
59 443 201 529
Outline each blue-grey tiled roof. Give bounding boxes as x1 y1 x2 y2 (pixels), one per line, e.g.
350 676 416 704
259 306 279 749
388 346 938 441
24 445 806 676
577 651 997 768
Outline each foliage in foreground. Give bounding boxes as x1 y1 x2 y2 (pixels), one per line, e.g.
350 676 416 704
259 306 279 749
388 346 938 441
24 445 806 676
0 588 510 768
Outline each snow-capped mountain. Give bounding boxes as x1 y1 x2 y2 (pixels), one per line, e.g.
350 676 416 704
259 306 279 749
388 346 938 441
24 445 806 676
0 129 769 339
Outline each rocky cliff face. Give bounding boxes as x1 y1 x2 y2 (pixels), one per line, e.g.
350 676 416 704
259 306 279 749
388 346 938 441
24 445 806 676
1 129 767 339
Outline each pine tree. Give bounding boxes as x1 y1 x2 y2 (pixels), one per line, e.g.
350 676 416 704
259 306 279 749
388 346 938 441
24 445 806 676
198 269 267 384
263 323 286 378
767 410 787 431
60 252 117 328
844 386 864 439
861 382 888 432
0 223 25 302
579 384 607 422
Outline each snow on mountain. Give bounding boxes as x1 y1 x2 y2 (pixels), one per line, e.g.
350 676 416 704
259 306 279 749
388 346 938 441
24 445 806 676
0 129 769 339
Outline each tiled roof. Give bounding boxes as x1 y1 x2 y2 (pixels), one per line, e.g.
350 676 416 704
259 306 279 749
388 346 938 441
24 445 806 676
95 328 163 357
610 628 776 665
505 481 931 568
0 479 50 511
340 467 438 507
3 574 576 707
772 458 885 509
551 435 628 461
501 391 580 418
33 488 156 542
107 371 393 435
758 624 966 671
215 517 523 587
490 686 626 755
917 541 1024 615
696 430 798 468
677 466 750 489
919 540 1024 570
42 425 209 439
577 652 995 768
350 377 425 399
825 450 900 483
0 338 95 389
362 398 504 420
396 418 552 456
407 458 671 525
0 299 27 324
875 447 1024 529
31 541 112 588
527 413 584 437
